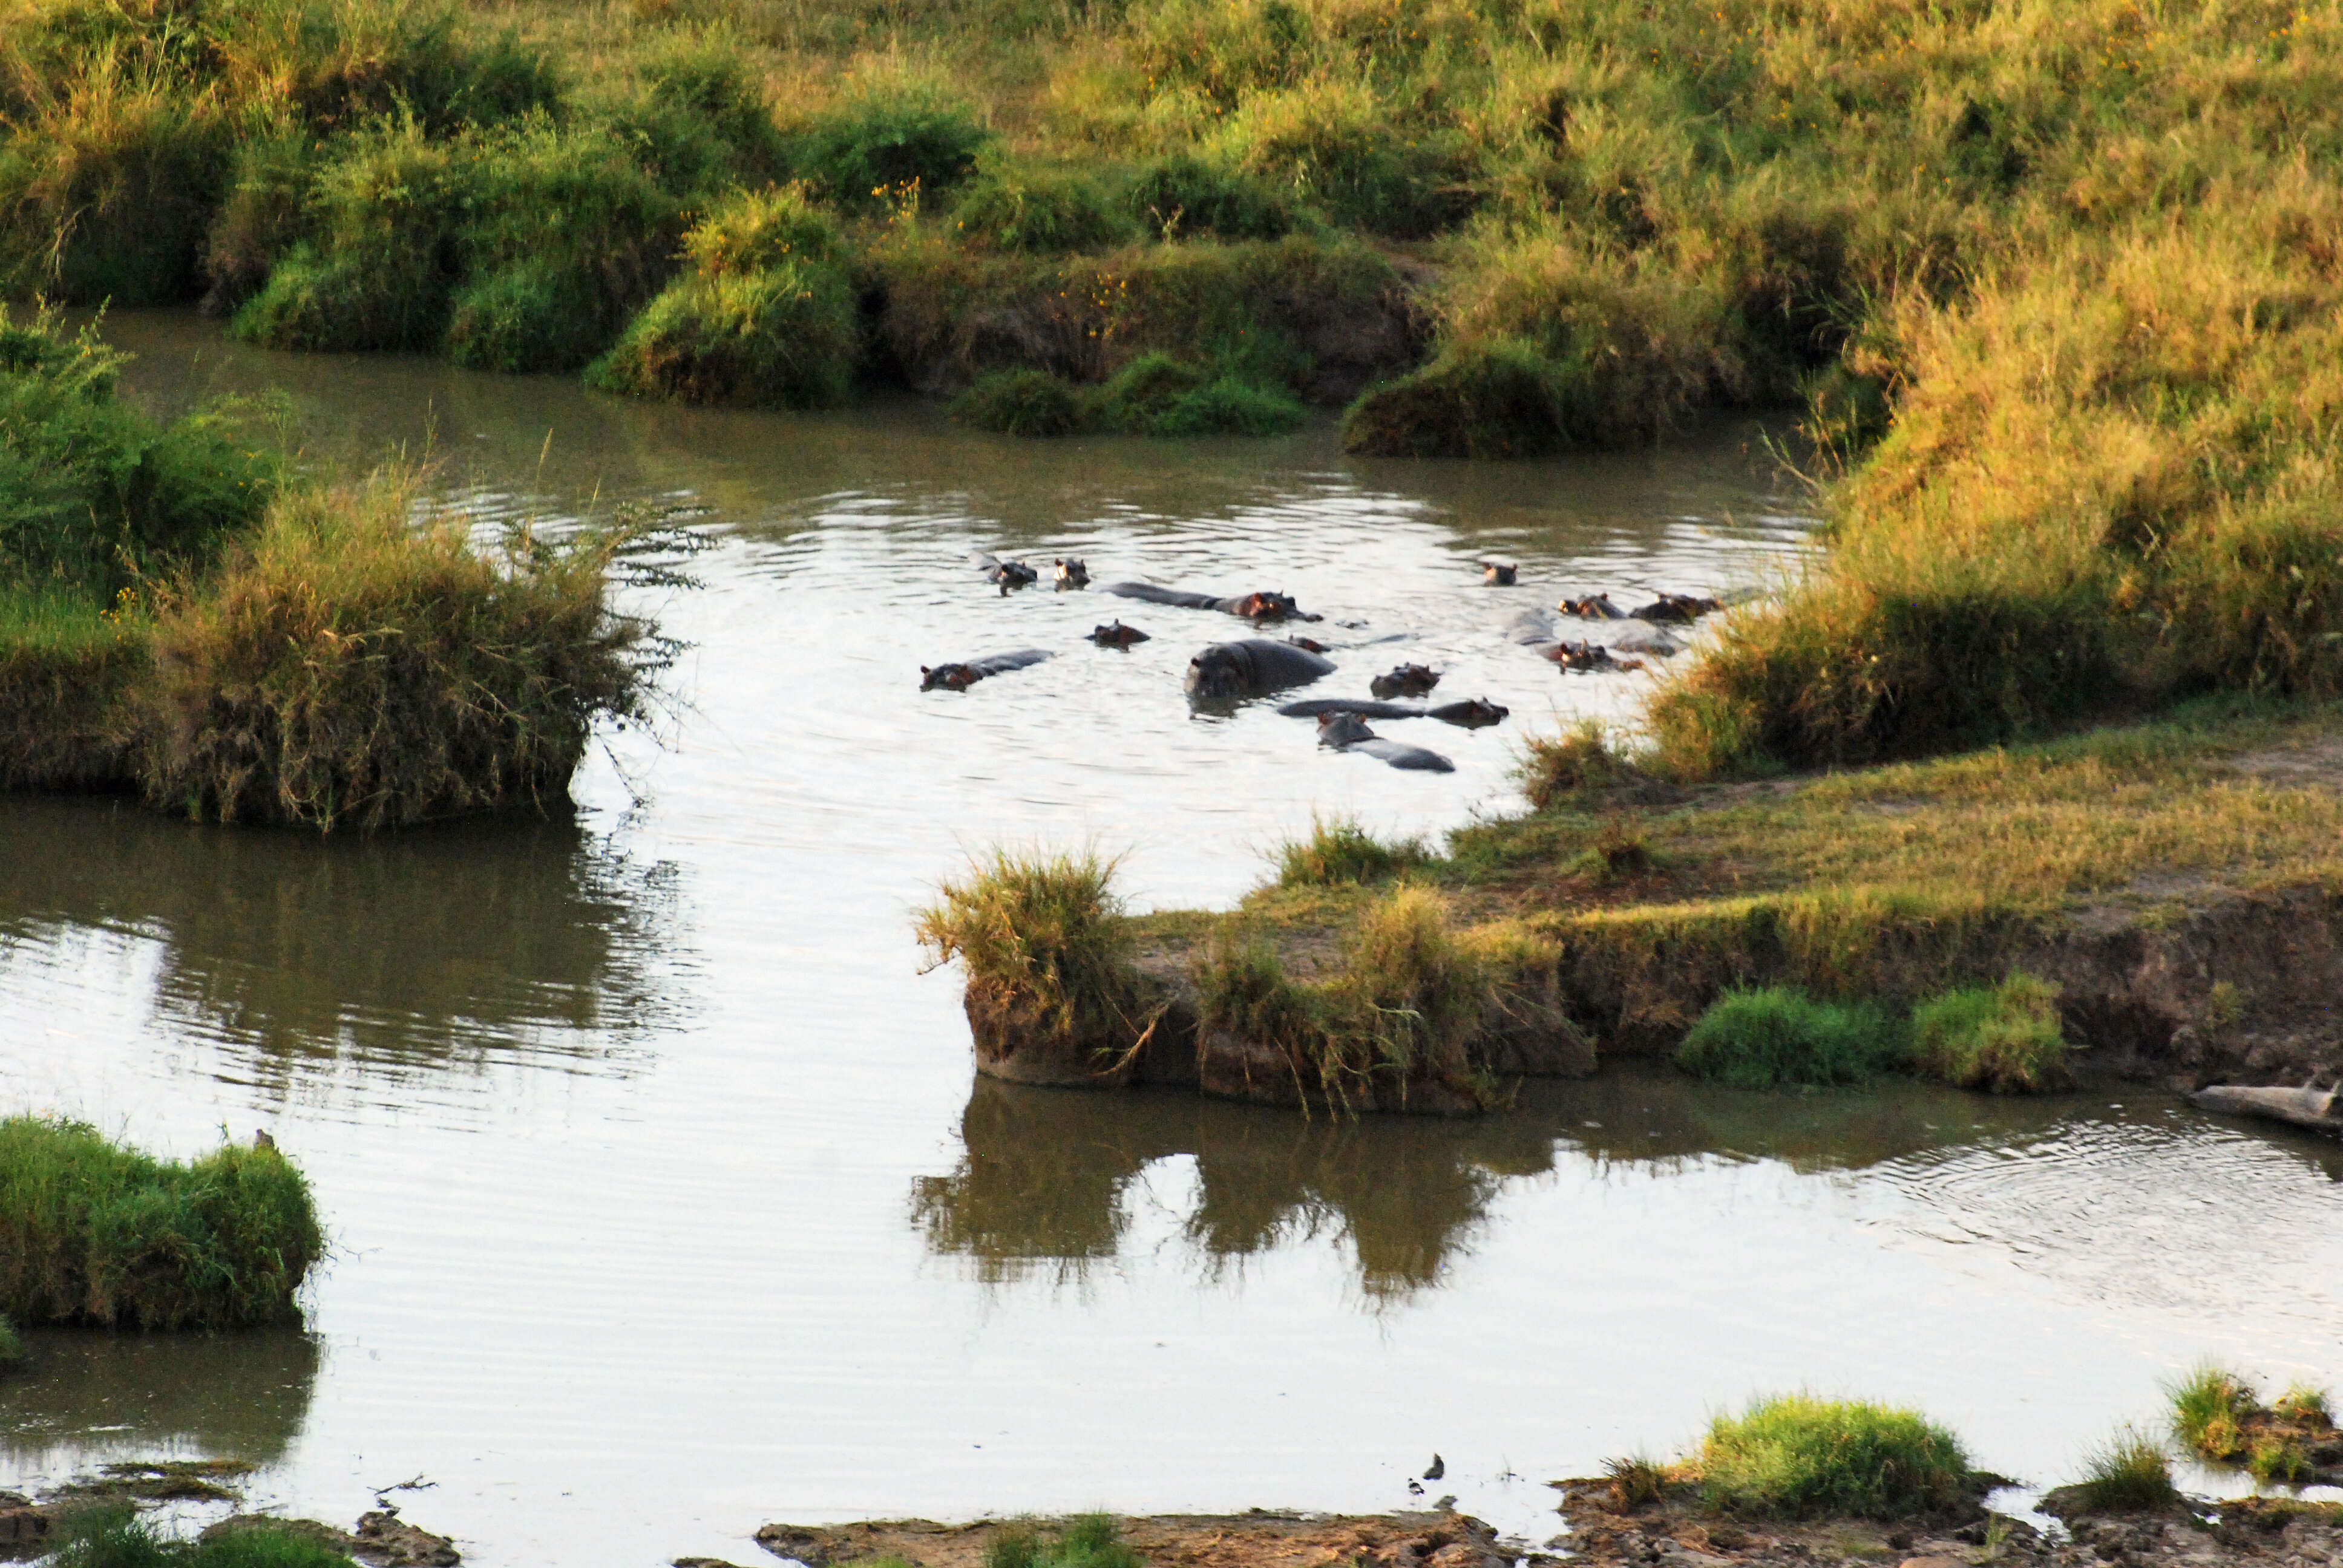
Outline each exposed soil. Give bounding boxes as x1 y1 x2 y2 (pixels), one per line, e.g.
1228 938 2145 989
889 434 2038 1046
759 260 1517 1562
753 1511 1514 1568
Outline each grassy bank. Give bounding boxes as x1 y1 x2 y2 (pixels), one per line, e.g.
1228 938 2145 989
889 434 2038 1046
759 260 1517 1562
925 697 2343 1111
0 309 658 827
10 0 2343 759
0 1116 322 1331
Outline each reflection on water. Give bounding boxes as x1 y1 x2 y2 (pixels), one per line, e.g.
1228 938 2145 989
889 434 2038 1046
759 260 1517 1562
917 1068 2343 1312
0 1329 319 1469
0 798 684 1095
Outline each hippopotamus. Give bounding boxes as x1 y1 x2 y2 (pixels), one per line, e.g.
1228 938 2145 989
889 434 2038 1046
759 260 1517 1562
1369 663 1441 700
1482 561 1518 586
920 648 1052 691
1101 583 1323 623
1288 635 1329 653
1612 624 1680 657
1090 620 1150 647
1544 639 1644 673
1055 557 1090 590
970 552 1038 592
1185 638 1335 702
1560 593 1627 620
1633 592 1723 623
1316 712 1455 773
1279 696 1509 728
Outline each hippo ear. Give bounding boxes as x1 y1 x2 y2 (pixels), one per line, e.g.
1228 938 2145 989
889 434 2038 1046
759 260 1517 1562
920 665 932 677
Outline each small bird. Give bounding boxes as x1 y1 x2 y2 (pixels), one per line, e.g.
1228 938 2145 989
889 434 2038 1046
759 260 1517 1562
1424 1454 1445 1481
1406 1480 1424 1496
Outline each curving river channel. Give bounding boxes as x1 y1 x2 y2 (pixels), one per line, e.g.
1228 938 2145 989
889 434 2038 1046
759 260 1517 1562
1 313 2339 1567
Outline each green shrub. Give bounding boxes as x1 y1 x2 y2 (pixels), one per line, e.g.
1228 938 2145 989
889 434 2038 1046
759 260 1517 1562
1694 1394 1971 1519
0 1116 323 1330
202 131 326 315
54 1506 359 1568
1910 973 2073 1093
1128 155 1294 241
795 79 992 208
0 307 279 595
0 1311 22 1364
954 159 1129 253
1275 815 1426 886
1341 337 1571 459
986 1517 1141 1568
2168 1364 2256 1459
2069 1429 2181 1513
630 31 787 183
590 261 858 408
954 369 1089 437
1094 351 1306 436
1213 80 1475 238
682 183 842 274
130 471 654 829
1677 985 1905 1089
914 848 1148 1057
445 259 609 374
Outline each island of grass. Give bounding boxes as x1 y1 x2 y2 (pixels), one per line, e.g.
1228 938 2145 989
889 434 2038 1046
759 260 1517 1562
0 1116 322 1331
0 309 660 829
919 698 2343 1116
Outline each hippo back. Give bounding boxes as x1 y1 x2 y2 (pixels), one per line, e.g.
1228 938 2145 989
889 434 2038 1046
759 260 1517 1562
1187 638 1335 700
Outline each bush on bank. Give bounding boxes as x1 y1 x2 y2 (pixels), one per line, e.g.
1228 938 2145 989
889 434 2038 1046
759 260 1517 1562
0 310 658 828
0 1116 323 1331
1691 1394 1973 1520
56 1508 359 1568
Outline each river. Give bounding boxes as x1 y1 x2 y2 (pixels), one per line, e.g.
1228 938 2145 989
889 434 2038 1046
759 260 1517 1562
1 313 2337 1566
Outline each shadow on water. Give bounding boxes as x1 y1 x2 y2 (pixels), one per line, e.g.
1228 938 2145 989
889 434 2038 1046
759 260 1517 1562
0 1328 319 1469
914 1066 2343 1301
0 797 688 1090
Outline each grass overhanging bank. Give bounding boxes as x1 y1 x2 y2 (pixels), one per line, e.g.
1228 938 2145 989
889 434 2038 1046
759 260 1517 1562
921 698 2343 1116
0 1116 322 1331
0 309 664 828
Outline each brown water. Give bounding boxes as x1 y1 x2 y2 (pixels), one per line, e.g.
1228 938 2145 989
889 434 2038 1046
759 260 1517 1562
1 314 2339 1565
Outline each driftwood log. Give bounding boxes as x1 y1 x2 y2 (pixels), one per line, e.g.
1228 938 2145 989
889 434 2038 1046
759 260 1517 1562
2191 1083 2342 1132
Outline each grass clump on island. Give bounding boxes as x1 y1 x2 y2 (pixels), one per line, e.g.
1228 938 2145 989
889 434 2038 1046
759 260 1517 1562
0 308 663 828
1689 1394 1974 1520
0 1116 323 1331
988 1515 1142 1568
53 1508 358 1568
2168 1365 2339 1484
2065 1429 2182 1514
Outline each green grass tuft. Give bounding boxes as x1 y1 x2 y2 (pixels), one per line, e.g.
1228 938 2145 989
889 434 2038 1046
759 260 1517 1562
54 1506 359 1568
1602 1454 1670 1511
1677 987 1905 1090
0 1310 22 1364
2070 1429 2181 1514
0 1116 323 1331
985 1516 1141 1568
1909 972 2073 1094
1693 1394 1971 1520
2273 1382 2333 1425
915 848 1149 1059
2169 1365 2258 1460
1274 815 1425 886
954 369 1089 437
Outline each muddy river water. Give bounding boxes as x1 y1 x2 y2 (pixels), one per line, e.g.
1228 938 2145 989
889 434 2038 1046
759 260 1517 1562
1 314 2339 1566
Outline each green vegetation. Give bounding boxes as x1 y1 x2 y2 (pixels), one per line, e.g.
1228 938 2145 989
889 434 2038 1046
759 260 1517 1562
1676 987 1903 1091
1274 815 1425 887
53 1508 358 1568
986 1516 1142 1568
2168 1365 2338 1484
2069 1429 2182 1514
0 309 660 827
915 848 1156 1063
0 1116 322 1331
1690 1394 1971 1520
1909 973 2073 1094
0 1309 22 1364
1600 1454 1668 1512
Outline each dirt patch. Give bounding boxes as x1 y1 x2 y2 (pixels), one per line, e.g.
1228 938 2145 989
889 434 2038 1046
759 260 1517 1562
756 1512 1509 1568
1555 1479 2343 1568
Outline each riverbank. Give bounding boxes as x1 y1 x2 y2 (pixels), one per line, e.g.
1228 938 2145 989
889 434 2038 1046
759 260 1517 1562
928 696 2343 1116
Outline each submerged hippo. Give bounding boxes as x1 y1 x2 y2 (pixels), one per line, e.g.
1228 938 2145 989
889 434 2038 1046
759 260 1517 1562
1101 583 1323 623
1316 712 1454 773
1560 593 1627 620
1288 635 1329 653
970 552 1038 592
1482 561 1518 586
1633 592 1723 623
1185 638 1335 702
1612 624 1680 657
1089 620 1150 647
920 648 1052 691
1279 696 1509 728
1054 557 1090 590
1544 639 1644 673
1369 663 1441 700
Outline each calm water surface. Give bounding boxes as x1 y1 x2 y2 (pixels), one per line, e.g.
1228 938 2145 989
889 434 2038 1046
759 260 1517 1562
1 315 2338 1566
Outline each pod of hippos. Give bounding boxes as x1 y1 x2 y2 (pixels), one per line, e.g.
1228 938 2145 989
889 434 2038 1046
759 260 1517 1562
924 551 1719 777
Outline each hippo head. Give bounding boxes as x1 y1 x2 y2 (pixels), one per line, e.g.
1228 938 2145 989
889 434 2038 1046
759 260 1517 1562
920 663 978 691
1092 620 1149 647
1185 644 1252 701
1317 711 1374 748
1054 557 1090 589
1484 561 1518 586
1371 662 1440 700
1445 698 1509 728
1232 590 1302 622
